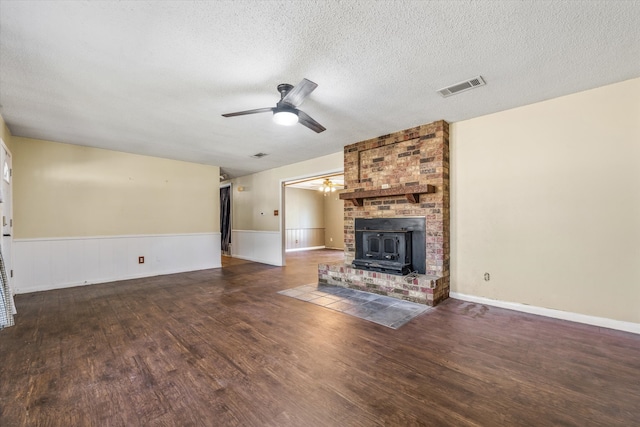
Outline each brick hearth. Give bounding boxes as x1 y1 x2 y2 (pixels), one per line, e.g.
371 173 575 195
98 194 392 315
318 120 450 306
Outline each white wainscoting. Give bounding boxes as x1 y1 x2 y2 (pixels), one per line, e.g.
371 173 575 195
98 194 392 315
285 228 325 251
231 230 283 266
450 292 640 335
13 233 221 294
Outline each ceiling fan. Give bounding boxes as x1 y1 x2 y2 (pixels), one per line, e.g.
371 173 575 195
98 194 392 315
222 78 326 133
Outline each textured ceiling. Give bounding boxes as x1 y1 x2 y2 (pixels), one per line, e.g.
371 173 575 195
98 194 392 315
1 1 639 178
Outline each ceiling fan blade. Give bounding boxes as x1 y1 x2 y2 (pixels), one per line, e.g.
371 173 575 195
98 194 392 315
281 78 318 107
222 107 273 117
297 110 326 133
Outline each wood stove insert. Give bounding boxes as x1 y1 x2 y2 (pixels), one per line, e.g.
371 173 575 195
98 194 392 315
353 217 426 275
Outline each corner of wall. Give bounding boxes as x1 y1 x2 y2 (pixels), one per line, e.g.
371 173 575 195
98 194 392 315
0 113 13 151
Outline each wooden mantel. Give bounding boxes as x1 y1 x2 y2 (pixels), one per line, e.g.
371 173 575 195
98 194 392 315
339 184 436 207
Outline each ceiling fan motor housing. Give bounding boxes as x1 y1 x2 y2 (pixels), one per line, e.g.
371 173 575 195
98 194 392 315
277 83 294 99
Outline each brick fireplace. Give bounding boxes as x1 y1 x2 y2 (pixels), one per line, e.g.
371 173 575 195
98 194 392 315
318 120 450 306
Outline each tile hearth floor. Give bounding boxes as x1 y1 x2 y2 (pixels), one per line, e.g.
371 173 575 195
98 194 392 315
278 283 431 329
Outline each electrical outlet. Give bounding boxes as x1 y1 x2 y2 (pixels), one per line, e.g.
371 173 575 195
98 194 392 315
138 256 145 264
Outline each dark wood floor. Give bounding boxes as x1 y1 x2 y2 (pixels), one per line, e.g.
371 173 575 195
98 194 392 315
1 250 639 426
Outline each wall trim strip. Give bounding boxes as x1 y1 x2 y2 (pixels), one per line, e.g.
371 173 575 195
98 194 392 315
14 232 219 242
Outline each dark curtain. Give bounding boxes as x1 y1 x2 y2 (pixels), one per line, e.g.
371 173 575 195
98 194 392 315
0 247 15 329
220 186 231 255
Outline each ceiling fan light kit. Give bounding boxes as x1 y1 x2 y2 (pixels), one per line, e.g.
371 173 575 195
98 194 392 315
320 178 337 193
272 109 298 126
222 78 326 133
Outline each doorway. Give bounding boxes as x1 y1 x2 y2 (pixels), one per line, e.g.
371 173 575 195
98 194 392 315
220 184 231 256
282 173 345 253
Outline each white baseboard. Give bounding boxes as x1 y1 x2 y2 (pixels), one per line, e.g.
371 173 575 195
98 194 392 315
285 246 325 253
450 292 640 335
14 233 221 294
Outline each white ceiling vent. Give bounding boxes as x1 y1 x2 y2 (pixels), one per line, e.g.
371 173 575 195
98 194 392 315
437 76 486 97
251 152 269 158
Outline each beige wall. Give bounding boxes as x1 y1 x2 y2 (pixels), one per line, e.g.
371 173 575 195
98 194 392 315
231 151 343 231
284 187 325 250
285 187 325 229
324 191 344 249
13 137 219 238
450 77 640 323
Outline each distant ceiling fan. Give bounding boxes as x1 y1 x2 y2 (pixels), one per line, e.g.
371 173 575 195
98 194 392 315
222 78 326 133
